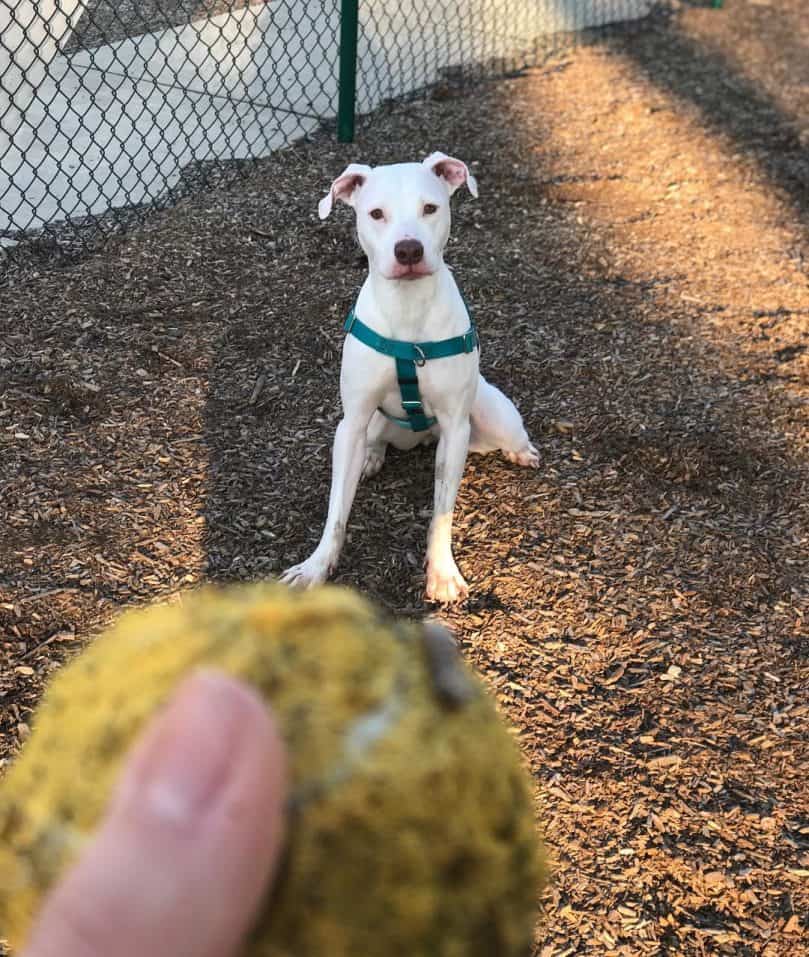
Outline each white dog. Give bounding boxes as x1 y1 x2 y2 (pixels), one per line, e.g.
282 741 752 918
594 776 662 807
282 153 538 603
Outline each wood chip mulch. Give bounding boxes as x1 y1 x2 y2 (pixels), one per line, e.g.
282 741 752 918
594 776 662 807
63 0 256 52
1 1 807 953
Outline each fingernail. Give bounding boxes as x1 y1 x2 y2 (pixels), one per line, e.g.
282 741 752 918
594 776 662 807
121 671 262 827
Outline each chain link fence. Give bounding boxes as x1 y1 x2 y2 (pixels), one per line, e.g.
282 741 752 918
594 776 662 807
1 1 661 253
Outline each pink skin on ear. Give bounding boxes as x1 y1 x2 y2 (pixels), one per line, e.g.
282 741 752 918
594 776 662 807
318 164 373 219
422 151 479 198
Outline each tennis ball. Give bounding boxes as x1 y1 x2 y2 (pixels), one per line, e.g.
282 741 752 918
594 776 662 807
0 584 546 956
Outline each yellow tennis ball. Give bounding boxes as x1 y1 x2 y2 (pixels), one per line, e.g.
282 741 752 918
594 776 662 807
0 584 546 956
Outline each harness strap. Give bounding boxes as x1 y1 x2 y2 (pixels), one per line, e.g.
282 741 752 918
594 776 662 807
344 309 478 362
394 356 436 431
343 305 479 433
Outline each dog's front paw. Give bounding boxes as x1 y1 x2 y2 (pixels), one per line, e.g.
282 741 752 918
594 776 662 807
425 559 469 604
280 555 331 590
504 442 540 469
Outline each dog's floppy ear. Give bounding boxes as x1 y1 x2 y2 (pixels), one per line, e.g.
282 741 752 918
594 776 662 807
422 152 478 198
318 163 373 219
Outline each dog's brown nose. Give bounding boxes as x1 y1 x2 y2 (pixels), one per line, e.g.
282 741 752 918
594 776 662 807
394 239 424 266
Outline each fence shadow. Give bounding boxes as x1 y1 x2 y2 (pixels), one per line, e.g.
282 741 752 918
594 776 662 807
198 71 807 622
1 4 805 679
600 13 809 226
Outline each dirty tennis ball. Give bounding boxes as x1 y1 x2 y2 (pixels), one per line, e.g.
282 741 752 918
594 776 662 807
0 583 546 956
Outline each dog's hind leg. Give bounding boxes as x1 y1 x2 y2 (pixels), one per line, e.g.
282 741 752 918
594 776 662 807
469 376 539 467
362 410 436 480
361 411 390 480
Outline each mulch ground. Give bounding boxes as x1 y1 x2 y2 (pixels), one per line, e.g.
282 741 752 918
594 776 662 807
2 1 808 953
64 0 254 51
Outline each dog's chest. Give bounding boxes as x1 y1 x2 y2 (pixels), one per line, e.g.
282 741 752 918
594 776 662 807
380 351 479 420
339 297 480 419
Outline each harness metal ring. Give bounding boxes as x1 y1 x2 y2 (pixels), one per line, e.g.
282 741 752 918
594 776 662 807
413 345 427 367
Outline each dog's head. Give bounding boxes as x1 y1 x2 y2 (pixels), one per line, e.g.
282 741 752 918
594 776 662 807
318 153 478 281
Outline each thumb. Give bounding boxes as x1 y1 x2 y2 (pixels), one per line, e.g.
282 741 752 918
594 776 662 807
23 671 286 957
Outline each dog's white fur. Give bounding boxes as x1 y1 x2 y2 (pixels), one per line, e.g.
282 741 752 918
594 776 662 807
281 153 538 603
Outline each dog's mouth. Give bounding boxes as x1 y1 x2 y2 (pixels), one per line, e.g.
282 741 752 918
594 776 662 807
390 266 433 280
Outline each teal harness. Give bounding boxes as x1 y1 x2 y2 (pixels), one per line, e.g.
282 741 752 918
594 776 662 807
344 303 479 432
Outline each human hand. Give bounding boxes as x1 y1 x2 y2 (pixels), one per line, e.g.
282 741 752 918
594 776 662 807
21 671 286 957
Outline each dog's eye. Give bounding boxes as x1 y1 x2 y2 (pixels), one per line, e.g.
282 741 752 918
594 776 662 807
369 208 384 220
423 203 439 215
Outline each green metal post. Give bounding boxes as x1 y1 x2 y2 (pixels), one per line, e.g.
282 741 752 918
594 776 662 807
338 0 359 143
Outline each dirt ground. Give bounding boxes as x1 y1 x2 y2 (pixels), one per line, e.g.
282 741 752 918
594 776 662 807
64 0 255 51
1 0 808 953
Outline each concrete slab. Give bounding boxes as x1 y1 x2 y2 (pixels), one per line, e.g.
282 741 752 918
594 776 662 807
0 0 87 142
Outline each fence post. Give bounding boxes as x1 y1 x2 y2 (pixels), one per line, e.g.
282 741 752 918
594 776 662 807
337 0 359 143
